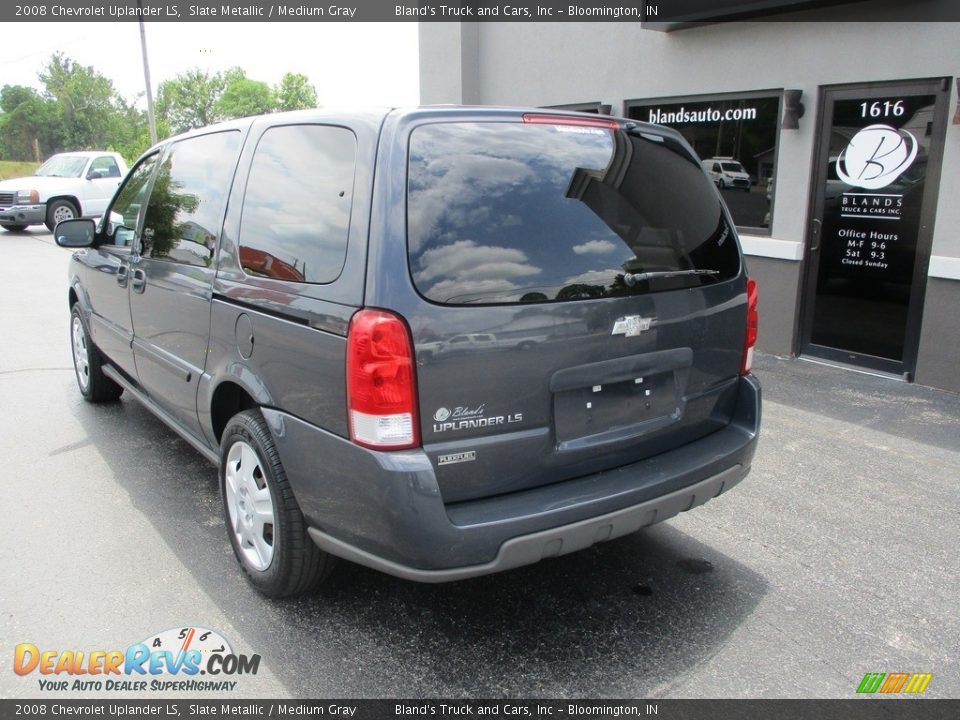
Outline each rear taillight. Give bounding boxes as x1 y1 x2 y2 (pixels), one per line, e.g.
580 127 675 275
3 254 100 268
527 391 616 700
347 309 420 450
741 277 758 375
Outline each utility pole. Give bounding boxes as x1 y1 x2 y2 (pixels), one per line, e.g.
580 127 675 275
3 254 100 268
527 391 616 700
138 2 158 145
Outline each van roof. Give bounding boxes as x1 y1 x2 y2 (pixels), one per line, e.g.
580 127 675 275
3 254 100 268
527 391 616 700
145 105 692 161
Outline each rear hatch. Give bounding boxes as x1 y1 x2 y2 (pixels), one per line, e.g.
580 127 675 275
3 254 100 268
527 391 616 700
405 114 748 504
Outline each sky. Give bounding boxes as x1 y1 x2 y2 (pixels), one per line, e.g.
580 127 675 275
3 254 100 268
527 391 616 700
1 22 420 108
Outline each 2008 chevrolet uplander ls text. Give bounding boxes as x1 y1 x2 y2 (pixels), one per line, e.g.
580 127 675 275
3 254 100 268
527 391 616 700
56 107 761 597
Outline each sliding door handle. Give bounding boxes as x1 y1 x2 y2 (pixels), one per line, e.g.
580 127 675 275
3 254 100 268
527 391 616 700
131 268 147 294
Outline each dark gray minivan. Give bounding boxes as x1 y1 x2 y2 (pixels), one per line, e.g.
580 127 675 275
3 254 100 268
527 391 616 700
56 107 760 597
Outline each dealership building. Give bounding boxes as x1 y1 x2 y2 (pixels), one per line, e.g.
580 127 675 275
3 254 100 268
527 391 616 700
418 3 960 392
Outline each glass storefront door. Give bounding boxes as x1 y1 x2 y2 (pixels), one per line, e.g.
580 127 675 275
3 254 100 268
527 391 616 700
800 80 949 376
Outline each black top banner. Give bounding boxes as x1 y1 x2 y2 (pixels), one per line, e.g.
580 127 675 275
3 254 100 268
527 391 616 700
3 0 958 22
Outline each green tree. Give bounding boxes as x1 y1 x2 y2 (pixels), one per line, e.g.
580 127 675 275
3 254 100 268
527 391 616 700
274 73 317 111
0 86 62 160
216 77 276 120
155 67 317 131
222 67 247 86
109 96 169 164
0 85 40 114
39 53 120 150
156 68 228 133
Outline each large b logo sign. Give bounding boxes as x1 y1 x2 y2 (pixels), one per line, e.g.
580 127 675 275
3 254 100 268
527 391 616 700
836 124 918 190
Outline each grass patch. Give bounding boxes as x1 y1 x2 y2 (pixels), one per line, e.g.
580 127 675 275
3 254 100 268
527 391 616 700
0 161 40 181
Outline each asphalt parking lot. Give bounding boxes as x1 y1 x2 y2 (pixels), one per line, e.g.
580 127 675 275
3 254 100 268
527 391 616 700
2 228 958 699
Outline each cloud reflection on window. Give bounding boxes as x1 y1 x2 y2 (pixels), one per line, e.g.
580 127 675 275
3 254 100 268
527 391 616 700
407 121 739 304
239 125 356 285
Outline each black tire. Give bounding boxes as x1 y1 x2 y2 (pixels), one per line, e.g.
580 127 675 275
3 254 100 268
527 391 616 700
220 410 333 597
45 199 78 232
70 304 123 403
718 179 726 190
1 224 28 232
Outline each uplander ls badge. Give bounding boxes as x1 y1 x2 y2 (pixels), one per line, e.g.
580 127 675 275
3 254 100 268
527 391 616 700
612 315 653 337
432 404 523 433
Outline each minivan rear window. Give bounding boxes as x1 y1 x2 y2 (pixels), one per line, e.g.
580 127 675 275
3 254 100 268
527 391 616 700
407 121 740 305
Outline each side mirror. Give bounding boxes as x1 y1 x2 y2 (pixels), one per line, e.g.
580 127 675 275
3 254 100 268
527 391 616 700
55 218 96 248
87 170 103 180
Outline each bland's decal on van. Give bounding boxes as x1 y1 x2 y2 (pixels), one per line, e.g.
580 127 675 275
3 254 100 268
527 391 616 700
432 405 523 433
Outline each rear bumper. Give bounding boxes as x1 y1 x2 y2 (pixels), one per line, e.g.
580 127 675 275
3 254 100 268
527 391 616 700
264 373 760 581
308 464 747 582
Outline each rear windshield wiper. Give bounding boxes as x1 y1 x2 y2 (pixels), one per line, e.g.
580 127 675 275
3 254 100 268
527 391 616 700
623 269 720 287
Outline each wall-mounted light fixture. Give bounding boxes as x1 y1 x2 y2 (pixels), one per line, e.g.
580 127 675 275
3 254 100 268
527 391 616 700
782 89 805 130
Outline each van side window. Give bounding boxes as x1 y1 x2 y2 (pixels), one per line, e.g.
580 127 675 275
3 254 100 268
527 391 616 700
238 125 356 284
140 131 241 267
712 163 721 173
103 154 157 247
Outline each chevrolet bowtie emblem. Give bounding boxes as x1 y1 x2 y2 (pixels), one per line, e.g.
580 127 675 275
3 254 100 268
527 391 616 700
612 316 653 337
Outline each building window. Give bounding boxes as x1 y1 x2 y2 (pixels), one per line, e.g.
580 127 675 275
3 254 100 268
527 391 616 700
625 91 781 231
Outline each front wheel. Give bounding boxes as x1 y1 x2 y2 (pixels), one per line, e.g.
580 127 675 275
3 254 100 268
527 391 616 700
718 179 726 190
220 410 334 597
70 305 123 403
46 199 78 232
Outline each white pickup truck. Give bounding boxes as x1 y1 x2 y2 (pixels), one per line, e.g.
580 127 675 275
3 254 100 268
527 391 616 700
0 151 128 232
